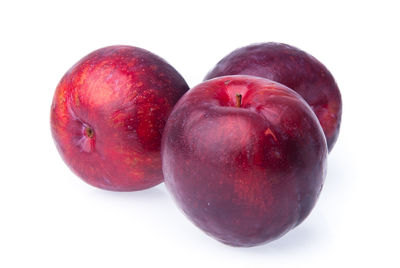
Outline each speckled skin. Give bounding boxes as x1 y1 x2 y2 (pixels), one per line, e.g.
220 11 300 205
205 43 342 152
51 46 189 191
162 76 327 247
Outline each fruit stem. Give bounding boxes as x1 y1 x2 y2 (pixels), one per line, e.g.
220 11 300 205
235 94 242 108
85 126 94 138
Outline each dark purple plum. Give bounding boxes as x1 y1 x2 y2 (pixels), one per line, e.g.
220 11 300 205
205 42 342 152
162 75 327 247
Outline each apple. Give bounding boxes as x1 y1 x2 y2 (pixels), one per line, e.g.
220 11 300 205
205 42 342 152
162 75 327 247
51 45 189 191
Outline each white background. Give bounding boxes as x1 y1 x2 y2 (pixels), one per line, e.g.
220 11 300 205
1 0 399 267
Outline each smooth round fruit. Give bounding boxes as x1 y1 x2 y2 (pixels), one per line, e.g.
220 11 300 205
205 42 342 152
51 45 189 191
162 75 327 247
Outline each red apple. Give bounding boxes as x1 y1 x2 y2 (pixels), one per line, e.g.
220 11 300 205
162 75 327 247
205 42 342 152
51 45 189 191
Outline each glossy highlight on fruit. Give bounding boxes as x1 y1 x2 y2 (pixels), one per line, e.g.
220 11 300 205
162 75 328 247
51 45 189 191
205 42 342 151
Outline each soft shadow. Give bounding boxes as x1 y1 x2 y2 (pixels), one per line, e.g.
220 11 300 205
324 144 356 199
88 182 170 202
232 219 328 255
268 221 326 251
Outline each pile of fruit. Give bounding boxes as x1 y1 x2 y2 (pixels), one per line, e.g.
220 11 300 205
51 42 342 247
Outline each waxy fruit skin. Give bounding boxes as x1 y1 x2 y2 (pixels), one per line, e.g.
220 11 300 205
51 45 189 191
162 75 327 247
205 43 342 152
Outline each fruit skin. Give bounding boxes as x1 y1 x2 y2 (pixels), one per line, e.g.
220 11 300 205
51 45 189 191
162 75 327 247
205 42 342 152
